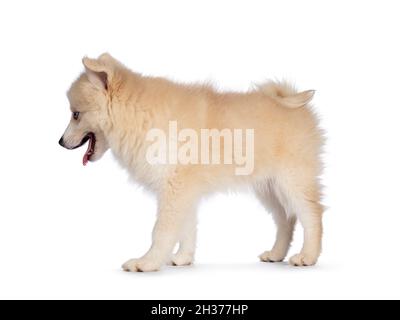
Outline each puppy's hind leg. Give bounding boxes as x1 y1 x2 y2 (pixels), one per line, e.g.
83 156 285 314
255 181 296 263
278 173 323 267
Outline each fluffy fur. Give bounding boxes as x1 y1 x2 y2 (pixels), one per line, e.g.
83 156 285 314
59 53 324 271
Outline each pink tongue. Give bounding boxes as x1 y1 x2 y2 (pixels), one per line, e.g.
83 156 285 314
82 136 93 166
83 153 89 166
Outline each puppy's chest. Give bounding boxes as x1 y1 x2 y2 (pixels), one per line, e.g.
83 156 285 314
111 143 167 191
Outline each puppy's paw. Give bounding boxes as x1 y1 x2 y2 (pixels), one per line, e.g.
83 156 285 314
289 253 318 267
168 253 194 266
259 250 285 263
122 258 162 272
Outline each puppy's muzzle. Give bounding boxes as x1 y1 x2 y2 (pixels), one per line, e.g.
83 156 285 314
58 134 91 150
58 136 65 148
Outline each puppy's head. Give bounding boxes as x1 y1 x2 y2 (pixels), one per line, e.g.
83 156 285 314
59 54 116 165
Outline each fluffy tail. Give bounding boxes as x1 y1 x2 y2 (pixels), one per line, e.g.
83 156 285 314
258 81 315 108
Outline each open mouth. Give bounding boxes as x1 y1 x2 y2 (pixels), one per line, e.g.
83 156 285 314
76 132 96 166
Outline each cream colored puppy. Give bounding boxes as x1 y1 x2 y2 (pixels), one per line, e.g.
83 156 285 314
59 53 324 271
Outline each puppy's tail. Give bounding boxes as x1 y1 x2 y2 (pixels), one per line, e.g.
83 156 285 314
258 81 315 108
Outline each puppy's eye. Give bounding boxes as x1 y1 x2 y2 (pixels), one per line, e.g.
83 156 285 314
72 112 80 120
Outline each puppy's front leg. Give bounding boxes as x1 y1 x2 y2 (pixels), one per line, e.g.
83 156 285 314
169 212 197 266
122 177 198 272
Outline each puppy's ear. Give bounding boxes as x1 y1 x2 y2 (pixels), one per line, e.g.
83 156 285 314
82 57 111 91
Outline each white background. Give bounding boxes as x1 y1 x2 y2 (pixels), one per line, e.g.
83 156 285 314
0 0 399 300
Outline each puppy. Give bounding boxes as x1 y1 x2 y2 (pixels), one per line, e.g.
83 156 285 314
59 53 324 271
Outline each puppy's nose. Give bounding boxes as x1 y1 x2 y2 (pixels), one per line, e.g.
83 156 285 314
59 136 65 147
